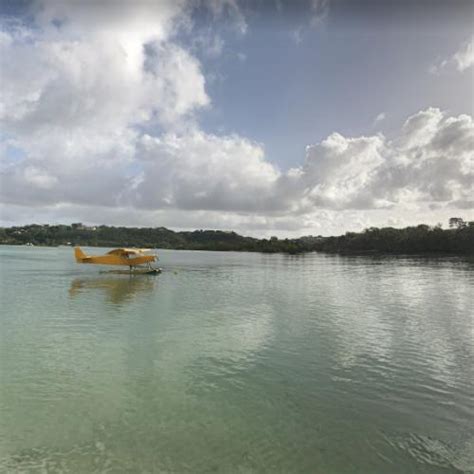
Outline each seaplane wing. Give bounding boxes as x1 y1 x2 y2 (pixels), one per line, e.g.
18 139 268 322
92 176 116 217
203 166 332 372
106 248 151 256
74 247 157 268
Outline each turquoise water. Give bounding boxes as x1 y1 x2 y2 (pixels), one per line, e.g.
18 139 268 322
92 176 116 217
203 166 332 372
0 245 473 473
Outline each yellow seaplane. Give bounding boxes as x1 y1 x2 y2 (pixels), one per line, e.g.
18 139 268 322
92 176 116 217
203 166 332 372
74 247 161 274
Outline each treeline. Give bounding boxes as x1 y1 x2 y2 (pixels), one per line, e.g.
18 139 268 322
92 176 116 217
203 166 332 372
0 218 473 255
318 221 474 255
0 223 309 253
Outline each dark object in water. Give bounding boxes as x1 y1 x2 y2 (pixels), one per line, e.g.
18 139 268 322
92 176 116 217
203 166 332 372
99 267 162 275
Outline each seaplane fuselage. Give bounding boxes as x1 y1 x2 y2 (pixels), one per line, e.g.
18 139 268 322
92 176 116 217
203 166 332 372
74 247 157 267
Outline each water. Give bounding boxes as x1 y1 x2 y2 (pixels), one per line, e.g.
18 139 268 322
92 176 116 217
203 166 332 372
0 246 473 473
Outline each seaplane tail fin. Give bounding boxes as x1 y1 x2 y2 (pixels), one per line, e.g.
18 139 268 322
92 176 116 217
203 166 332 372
74 246 88 262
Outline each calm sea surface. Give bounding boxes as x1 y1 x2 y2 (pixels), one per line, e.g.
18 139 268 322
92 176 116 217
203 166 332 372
0 246 473 473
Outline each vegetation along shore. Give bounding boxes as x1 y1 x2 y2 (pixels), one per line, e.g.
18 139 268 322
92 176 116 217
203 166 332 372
0 218 472 255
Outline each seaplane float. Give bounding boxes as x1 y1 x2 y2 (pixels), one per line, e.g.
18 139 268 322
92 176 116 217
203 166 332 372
74 247 161 274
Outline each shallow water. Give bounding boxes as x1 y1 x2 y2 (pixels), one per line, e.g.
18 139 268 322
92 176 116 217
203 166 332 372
0 246 473 473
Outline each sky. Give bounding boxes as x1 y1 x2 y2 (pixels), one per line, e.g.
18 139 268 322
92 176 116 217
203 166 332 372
0 0 473 237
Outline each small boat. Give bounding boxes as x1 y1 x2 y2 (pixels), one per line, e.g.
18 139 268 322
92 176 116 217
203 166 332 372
74 247 161 274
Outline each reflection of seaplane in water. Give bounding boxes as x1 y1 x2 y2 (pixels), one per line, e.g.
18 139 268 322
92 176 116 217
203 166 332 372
69 276 156 305
74 247 161 274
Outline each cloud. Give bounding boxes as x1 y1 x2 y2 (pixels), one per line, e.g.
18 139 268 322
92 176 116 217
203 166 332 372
204 0 247 35
291 27 304 45
1 2 473 236
373 112 386 126
0 10 209 136
289 0 329 44
453 35 474 72
133 107 472 215
310 0 330 28
131 131 279 212
5 104 472 219
0 0 209 205
430 35 474 74
195 33 225 58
